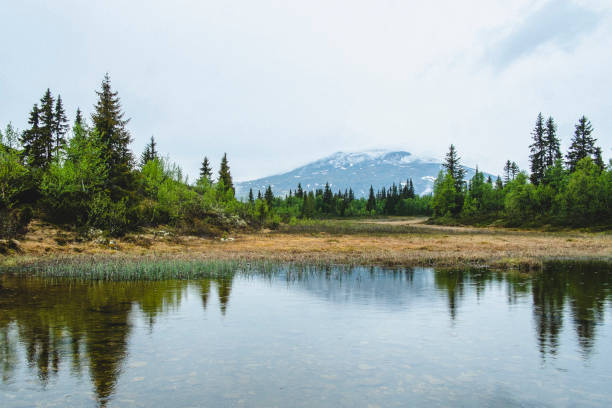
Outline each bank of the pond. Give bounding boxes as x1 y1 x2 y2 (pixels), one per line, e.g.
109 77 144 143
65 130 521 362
1 219 610 275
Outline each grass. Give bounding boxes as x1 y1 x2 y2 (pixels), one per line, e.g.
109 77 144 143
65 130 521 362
1 218 610 278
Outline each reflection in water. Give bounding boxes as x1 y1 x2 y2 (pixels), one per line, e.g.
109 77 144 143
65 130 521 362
0 262 611 407
0 276 234 407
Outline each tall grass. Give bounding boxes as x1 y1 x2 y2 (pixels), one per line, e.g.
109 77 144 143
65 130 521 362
2 257 354 281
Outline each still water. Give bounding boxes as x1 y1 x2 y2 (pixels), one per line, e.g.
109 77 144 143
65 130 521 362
1 264 611 407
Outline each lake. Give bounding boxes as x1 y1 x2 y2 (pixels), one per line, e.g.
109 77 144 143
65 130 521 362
1 263 611 407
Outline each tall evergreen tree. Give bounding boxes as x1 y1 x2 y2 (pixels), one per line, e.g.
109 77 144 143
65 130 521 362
503 160 512 184
91 73 134 197
21 104 46 168
366 185 376 212
348 188 355 202
529 113 546 185
408 178 415 198
248 188 254 205
543 116 561 168
39 88 55 165
257 190 262 200
566 116 597 172
53 94 69 158
264 185 274 207
296 183 304 199
75 107 84 127
442 144 465 192
218 153 233 194
199 156 212 182
140 136 158 167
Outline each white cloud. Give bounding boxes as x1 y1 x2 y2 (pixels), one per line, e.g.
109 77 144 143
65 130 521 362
1 0 610 180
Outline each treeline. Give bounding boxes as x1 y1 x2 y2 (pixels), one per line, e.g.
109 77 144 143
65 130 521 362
432 114 611 227
0 75 254 238
245 179 432 224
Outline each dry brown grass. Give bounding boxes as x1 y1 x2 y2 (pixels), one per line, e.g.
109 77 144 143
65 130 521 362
2 219 610 270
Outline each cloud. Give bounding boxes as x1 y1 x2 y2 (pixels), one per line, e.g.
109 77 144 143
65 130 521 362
488 0 601 69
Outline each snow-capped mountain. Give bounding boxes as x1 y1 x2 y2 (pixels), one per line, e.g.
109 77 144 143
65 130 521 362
235 150 491 199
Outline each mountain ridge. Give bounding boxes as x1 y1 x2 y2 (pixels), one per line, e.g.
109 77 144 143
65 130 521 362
235 150 493 199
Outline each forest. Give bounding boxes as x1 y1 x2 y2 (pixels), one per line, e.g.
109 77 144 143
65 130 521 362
1 75 611 240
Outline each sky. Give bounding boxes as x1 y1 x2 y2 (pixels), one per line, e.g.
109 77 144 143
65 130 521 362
1 0 611 181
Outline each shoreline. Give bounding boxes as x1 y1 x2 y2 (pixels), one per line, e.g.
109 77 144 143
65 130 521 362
2 219 611 273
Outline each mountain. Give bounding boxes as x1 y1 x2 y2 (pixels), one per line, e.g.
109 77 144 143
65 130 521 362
235 150 493 199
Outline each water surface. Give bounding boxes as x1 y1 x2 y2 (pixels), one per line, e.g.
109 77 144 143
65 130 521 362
1 264 611 407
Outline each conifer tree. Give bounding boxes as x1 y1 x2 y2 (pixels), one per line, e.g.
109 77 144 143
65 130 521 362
75 107 84 127
543 116 561 168
529 113 546 185
366 185 376 212
39 88 55 165
408 178 415 198
199 156 212 182
594 147 604 171
566 116 597 172
503 160 512 184
91 73 134 197
442 144 465 192
495 176 503 190
21 104 46 168
348 188 355 202
322 182 333 212
218 153 233 194
248 188 254 205
264 185 274 207
52 94 69 158
257 190 262 200
140 136 158 168
511 162 519 179
296 183 303 199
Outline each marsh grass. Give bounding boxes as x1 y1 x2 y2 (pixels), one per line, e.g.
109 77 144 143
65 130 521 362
1 257 357 281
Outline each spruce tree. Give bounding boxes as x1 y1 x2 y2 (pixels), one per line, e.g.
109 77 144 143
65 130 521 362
75 107 84 127
91 73 134 197
408 179 415 198
348 188 355 202
264 185 274 207
366 186 376 212
21 104 46 168
39 88 55 165
566 116 597 172
296 183 303 199
594 147 604 171
199 156 212 182
442 144 465 192
529 113 546 185
503 160 512 184
218 153 233 194
248 188 254 205
543 116 561 168
140 136 159 168
53 94 69 159
510 162 519 179
257 190 262 200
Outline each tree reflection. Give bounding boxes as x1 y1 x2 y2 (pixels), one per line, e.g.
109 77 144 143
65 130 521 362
0 277 188 407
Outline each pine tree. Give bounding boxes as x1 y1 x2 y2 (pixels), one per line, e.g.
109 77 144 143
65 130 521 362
348 188 355 202
21 104 46 168
495 176 503 190
503 160 512 185
91 73 134 197
366 186 376 212
322 182 333 212
408 178 415 198
543 116 561 168
442 144 465 192
264 185 274 207
199 156 212 182
296 183 303 199
140 136 158 167
529 113 546 185
218 153 233 194
39 88 55 165
53 94 69 159
510 162 519 179
566 116 597 172
248 188 254 205
257 190 262 200
75 107 84 127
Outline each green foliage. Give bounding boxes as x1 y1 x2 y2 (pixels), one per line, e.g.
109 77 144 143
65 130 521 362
0 124 28 210
432 171 458 217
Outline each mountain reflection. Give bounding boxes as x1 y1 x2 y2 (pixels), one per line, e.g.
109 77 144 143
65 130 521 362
1 262 611 405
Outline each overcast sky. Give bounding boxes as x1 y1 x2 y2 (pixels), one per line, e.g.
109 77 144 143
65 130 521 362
1 0 611 181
